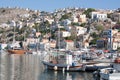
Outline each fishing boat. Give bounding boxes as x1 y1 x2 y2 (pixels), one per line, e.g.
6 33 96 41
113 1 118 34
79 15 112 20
114 57 120 63
85 62 112 71
7 41 27 54
42 53 86 71
93 68 120 80
7 47 26 54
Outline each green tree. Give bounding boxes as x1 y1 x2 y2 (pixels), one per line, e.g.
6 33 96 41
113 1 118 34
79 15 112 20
90 32 98 38
117 47 120 52
96 24 104 32
117 21 120 24
107 13 112 18
118 29 120 32
89 37 100 45
71 22 80 26
65 36 75 40
34 23 40 32
83 8 95 18
59 13 72 21
44 20 50 27
80 23 86 27
32 14 37 19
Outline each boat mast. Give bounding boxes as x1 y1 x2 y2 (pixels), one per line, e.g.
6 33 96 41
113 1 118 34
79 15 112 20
58 26 60 51
12 20 16 44
110 24 112 50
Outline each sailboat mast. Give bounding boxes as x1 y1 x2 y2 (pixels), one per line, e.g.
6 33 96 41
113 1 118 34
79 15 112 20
13 20 16 43
110 24 112 50
58 27 60 50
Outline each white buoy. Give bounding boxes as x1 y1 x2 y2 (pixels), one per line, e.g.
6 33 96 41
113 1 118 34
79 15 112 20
54 66 58 70
67 66 69 70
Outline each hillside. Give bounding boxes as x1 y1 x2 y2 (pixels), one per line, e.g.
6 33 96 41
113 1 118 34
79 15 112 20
0 7 36 24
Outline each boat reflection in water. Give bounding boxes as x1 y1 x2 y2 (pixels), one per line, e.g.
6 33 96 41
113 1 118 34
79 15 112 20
39 70 93 80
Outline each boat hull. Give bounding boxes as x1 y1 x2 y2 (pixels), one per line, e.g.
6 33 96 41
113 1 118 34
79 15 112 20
42 61 85 72
114 58 120 63
8 49 26 54
85 63 112 71
86 65 111 71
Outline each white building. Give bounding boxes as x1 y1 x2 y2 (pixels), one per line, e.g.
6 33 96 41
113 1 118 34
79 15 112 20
10 20 16 27
76 26 87 36
63 19 71 26
91 12 107 21
17 21 23 29
20 14 30 18
0 23 10 28
26 38 39 44
44 18 54 24
65 40 74 50
61 31 71 37
112 32 120 50
64 26 72 31
112 12 120 22
112 41 120 50
78 14 87 23
72 15 78 23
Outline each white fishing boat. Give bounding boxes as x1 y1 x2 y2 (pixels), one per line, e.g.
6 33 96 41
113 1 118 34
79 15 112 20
85 62 112 71
93 68 120 80
42 52 86 71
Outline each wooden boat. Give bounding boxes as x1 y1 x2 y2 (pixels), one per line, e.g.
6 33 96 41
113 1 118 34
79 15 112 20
85 63 112 71
114 57 120 63
8 48 26 54
42 61 86 71
93 68 120 80
42 54 86 72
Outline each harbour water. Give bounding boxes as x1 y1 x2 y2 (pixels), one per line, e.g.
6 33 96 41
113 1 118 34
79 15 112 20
0 52 94 80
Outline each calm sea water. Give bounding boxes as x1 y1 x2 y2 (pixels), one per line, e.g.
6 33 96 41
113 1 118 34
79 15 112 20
0 53 94 80
39 70 94 80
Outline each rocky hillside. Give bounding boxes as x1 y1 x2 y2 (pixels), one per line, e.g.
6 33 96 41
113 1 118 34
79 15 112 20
0 7 37 24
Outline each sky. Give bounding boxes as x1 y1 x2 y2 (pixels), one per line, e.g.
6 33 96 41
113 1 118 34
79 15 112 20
0 0 119 12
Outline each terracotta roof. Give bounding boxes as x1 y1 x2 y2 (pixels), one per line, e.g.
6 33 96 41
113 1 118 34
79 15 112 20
65 40 73 42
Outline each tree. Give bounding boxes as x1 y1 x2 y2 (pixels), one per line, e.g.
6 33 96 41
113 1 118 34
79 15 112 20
83 8 95 18
34 23 40 32
32 14 37 19
65 36 75 40
117 47 120 52
90 32 100 45
44 20 50 27
59 13 72 21
89 37 99 45
71 22 80 26
96 24 104 32
80 23 86 27
90 32 98 38
107 13 112 18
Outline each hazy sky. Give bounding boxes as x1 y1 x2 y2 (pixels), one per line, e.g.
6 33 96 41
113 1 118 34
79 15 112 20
0 0 119 12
